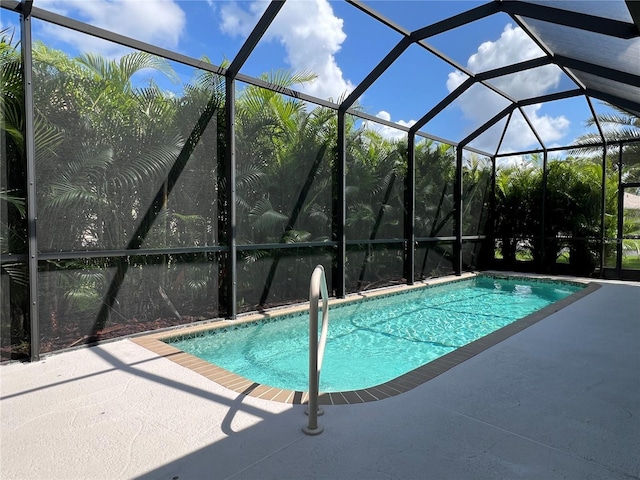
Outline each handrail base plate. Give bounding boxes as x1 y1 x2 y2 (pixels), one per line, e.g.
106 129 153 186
302 425 324 436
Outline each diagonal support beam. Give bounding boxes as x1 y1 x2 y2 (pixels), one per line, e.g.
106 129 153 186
627 0 640 32
227 0 285 79
501 2 638 39
475 56 552 81
410 53 551 137
518 106 546 150
494 110 514 156
555 55 640 88
585 89 640 117
519 88 587 106
459 105 515 148
410 77 474 134
346 0 408 35
340 36 413 111
412 2 501 40
460 89 584 148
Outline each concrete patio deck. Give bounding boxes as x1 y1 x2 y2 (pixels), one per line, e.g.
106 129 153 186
1 279 639 479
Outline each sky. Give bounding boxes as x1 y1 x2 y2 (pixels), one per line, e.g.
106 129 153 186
2 0 622 156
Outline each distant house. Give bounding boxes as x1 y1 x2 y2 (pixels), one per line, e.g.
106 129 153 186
624 192 640 210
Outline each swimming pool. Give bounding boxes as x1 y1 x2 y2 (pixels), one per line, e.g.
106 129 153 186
165 275 587 394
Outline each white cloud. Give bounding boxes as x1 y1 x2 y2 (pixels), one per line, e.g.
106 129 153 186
36 0 186 57
364 111 415 141
521 105 569 143
220 0 353 101
492 106 569 154
447 24 569 152
495 155 532 169
467 23 545 75
220 0 267 37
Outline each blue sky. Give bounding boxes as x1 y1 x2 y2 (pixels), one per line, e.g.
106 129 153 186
3 0 619 155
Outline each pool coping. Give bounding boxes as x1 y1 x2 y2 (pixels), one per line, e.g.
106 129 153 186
131 272 600 405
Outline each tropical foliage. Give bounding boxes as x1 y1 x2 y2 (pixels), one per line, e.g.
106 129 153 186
1 28 29 358
2 31 637 359
574 105 640 265
493 152 635 274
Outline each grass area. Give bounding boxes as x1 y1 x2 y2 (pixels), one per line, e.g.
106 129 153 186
495 248 640 270
622 255 640 269
494 250 534 262
556 251 570 264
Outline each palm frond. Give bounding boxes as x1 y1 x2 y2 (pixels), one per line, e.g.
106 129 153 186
32 41 81 75
308 207 329 225
283 230 312 243
587 112 639 128
0 263 28 286
76 52 112 81
0 27 17 46
575 103 639 155
242 249 271 264
120 51 179 84
33 114 65 166
46 183 108 210
54 146 113 184
249 197 288 231
346 203 374 226
1 104 25 155
0 189 26 217
134 85 176 120
111 134 182 188
236 162 267 192
190 56 226 95
260 68 317 88
76 51 179 89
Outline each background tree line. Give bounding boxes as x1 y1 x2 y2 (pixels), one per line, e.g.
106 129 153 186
1 31 637 358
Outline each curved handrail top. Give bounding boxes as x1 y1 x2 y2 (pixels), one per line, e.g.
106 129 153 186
309 265 330 371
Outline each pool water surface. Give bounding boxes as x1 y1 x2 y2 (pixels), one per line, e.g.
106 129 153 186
167 276 584 393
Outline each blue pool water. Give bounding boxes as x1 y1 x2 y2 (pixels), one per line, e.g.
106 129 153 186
168 276 582 392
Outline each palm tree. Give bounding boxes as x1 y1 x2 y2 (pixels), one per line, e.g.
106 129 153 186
413 140 456 278
461 153 493 269
33 45 184 252
576 105 639 148
494 159 543 268
233 70 337 308
574 104 640 181
20 43 233 350
574 105 640 269
544 157 604 274
344 127 406 290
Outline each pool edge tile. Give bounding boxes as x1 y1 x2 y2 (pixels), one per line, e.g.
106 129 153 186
130 274 601 405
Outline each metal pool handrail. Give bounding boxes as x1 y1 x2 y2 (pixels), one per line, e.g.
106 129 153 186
303 264 330 436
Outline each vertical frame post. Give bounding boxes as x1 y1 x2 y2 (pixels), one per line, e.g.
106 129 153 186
222 0 285 317
454 147 463 275
540 149 548 272
20 4 40 361
616 144 624 277
599 144 607 277
224 78 237 319
334 110 346 297
405 133 416 284
489 154 497 268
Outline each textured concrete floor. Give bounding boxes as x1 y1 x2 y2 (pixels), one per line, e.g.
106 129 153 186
1 280 639 480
